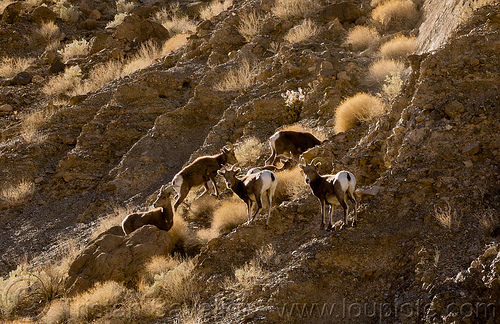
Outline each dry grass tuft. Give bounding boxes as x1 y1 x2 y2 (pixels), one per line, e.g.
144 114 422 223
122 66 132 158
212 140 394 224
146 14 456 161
90 203 134 240
58 39 90 62
372 0 419 31
43 65 82 96
234 137 264 167
176 304 205 324
272 0 320 19
367 59 405 84
224 245 274 291
140 256 198 307
199 0 233 20
478 209 500 237
346 25 380 51
20 106 58 143
379 35 416 59
122 41 162 76
154 5 197 35
334 93 388 133
161 33 189 55
197 197 247 242
116 0 135 13
380 72 403 102
0 180 35 206
273 167 309 205
106 12 129 29
33 21 62 46
0 57 34 78
214 59 260 92
434 203 460 232
238 10 265 42
284 19 319 44
71 60 123 96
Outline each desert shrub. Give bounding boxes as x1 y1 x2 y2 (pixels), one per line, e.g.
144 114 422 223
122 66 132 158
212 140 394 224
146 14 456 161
234 136 263 167
282 88 306 122
20 107 57 143
154 5 197 35
434 203 461 232
176 304 205 324
379 35 416 59
106 12 129 29
58 39 90 62
224 245 274 291
273 167 309 205
116 0 135 13
43 65 82 96
69 281 129 321
214 59 260 91
72 60 123 96
162 33 189 55
238 10 264 42
122 41 163 76
199 0 232 20
197 197 247 241
372 0 419 31
0 57 34 78
272 0 320 19
346 25 380 51
368 58 405 84
283 19 319 44
479 208 500 237
334 93 387 133
34 21 62 46
140 256 198 307
90 203 135 240
0 180 34 206
380 71 403 102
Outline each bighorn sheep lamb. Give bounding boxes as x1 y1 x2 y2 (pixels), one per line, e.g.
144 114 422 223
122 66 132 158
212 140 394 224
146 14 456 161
169 143 237 210
121 185 175 235
266 130 322 165
246 155 297 175
219 165 278 226
299 157 357 230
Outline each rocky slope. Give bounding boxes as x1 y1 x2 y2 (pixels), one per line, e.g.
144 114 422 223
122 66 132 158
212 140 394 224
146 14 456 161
0 0 499 323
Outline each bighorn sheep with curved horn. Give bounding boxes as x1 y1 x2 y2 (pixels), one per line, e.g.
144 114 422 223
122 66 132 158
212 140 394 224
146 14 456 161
169 143 237 210
299 157 358 230
122 185 175 235
266 130 322 165
246 154 298 175
218 165 278 227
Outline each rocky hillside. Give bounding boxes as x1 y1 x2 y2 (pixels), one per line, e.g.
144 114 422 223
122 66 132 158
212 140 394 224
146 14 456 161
0 0 499 323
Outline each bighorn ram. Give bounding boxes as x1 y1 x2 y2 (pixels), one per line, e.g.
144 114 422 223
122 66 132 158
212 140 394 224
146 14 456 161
219 166 278 226
246 155 297 175
122 185 175 235
266 130 322 165
170 143 237 210
299 157 357 230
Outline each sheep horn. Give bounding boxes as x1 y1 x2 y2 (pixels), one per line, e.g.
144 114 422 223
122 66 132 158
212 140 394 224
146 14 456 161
310 157 324 166
227 142 234 151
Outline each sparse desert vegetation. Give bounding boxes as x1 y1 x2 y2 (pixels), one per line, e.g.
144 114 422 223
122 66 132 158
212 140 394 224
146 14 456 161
0 57 34 78
372 0 420 31
346 25 381 51
379 35 417 59
283 19 319 44
334 92 387 133
199 0 233 20
271 0 320 19
368 58 405 84
213 59 260 91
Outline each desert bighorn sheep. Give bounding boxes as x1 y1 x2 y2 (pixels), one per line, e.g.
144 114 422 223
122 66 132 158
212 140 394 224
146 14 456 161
121 185 175 235
219 165 278 226
169 143 237 210
299 157 357 230
266 130 322 165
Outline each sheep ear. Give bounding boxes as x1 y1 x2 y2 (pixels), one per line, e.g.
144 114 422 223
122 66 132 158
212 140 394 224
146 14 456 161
217 169 224 175
235 167 241 173
299 156 306 166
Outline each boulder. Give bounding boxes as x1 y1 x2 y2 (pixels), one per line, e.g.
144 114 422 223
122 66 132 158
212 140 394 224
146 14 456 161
316 1 361 24
31 6 57 24
65 225 175 296
109 14 170 49
2 2 23 24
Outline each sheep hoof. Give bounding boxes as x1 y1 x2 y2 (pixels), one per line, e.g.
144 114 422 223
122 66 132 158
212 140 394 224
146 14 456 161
326 224 333 231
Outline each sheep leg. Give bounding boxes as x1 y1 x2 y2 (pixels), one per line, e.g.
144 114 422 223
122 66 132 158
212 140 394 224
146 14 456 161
326 204 334 231
209 177 219 197
320 199 327 230
266 189 273 227
174 182 190 211
339 198 348 230
347 191 358 226
246 201 253 223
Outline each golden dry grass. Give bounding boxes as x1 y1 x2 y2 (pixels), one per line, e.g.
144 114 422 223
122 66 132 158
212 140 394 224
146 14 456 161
478 208 500 236
0 57 34 78
238 10 264 42
284 19 319 44
199 0 233 20
71 60 123 96
0 180 34 206
372 0 419 31
380 72 403 102
379 35 416 59
197 197 247 242
214 59 260 92
434 203 460 232
234 136 264 167
154 5 197 35
106 12 129 29
272 0 320 19
334 93 388 133
368 58 405 84
43 65 82 96
90 203 134 240
58 39 90 62
20 108 55 144
346 25 380 51
176 304 205 324
116 0 135 13
33 21 62 46
273 167 310 205
161 33 189 55
122 41 163 76
57 4 80 23
140 256 198 307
